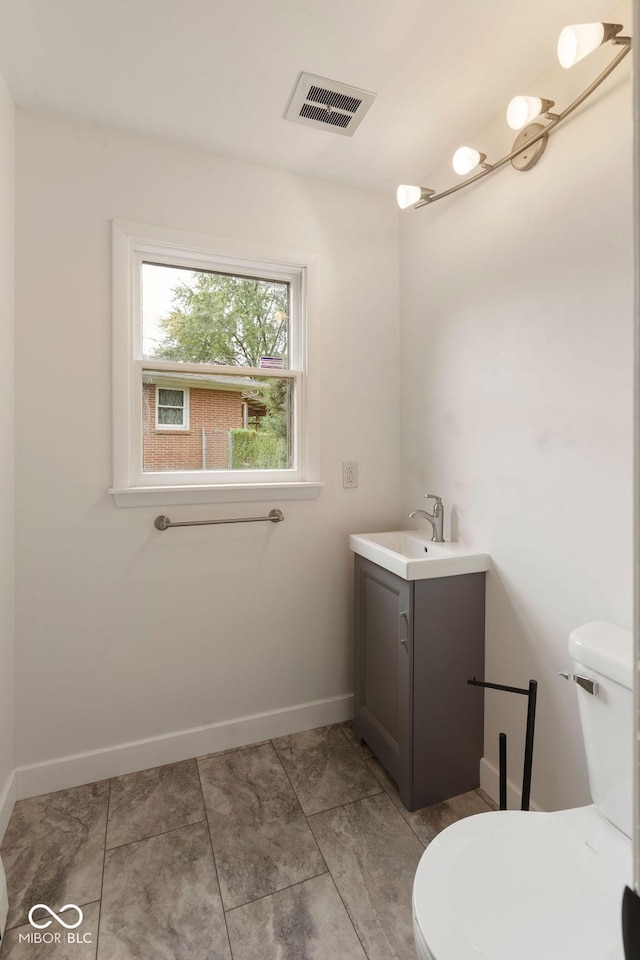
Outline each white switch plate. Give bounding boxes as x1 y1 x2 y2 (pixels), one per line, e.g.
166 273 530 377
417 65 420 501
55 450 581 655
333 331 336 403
343 461 358 488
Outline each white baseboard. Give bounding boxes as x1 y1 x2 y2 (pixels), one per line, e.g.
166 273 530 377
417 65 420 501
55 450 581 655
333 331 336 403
0 770 16 842
15 694 354 800
480 757 543 812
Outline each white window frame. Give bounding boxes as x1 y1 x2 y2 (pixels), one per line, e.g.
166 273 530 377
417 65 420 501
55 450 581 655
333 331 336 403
110 220 323 506
155 385 190 431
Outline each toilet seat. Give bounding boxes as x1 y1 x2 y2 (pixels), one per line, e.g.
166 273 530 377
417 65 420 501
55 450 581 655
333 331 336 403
413 805 632 960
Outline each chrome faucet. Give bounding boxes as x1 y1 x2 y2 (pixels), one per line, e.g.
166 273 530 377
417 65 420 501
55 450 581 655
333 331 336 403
409 494 445 542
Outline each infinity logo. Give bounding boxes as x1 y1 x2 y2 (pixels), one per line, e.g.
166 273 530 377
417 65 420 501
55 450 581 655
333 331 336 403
28 904 84 930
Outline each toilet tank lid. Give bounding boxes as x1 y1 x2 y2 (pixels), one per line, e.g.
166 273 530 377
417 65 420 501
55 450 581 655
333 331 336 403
569 621 632 689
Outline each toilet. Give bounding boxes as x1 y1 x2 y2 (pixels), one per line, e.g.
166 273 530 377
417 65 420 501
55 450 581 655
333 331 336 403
412 621 633 960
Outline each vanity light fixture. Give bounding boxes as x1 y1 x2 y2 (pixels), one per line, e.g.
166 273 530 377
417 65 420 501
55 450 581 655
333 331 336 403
451 147 491 176
397 21 631 210
506 96 556 131
396 184 435 209
557 22 623 68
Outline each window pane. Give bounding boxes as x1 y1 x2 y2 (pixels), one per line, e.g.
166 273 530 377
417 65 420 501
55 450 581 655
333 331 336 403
142 262 289 368
142 373 293 472
158 388 184 408
157 407 184 425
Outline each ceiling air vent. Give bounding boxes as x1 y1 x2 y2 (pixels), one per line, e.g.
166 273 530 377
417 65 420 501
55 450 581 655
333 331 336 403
284 72 376 137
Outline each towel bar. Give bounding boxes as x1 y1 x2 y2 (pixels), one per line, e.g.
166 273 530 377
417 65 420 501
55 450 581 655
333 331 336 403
154 508 284 531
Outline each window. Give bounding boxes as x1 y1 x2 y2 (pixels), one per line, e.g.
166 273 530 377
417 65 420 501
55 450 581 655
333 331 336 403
111 221 322 505
156 387 189 430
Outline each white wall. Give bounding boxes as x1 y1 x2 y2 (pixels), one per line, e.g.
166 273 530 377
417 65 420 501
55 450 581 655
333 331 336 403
0 71 15 832
13 113 402 788
633 0 639 894
399 11 634 812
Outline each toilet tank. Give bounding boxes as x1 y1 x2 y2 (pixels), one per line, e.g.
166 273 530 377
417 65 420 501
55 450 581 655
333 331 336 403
568 621 633 838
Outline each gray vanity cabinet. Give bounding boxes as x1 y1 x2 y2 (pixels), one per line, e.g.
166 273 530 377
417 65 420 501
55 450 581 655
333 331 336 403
354 555 485 811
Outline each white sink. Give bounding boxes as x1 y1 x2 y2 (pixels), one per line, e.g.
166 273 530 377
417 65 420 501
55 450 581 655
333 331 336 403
349 530 490 581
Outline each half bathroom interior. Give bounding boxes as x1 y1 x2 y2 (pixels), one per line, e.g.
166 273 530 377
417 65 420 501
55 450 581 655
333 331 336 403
0 0 635 958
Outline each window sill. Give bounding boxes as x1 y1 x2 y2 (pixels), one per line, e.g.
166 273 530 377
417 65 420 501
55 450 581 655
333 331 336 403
109 481 325 508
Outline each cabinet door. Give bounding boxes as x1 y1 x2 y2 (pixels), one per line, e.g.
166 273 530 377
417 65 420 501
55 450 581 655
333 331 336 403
354 557 413 793
412 573 485 807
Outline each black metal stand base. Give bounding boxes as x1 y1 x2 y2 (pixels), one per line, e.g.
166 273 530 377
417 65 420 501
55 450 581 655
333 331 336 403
623 886 640 958
467 677 537 811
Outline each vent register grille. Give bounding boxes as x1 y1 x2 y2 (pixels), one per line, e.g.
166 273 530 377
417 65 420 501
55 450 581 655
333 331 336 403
300 86 361 129
284 73 376 136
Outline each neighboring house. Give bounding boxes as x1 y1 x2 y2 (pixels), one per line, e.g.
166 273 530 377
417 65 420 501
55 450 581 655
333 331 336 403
142 372 267 472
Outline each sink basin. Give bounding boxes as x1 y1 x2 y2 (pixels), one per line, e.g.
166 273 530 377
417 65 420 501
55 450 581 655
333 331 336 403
349 530 490 581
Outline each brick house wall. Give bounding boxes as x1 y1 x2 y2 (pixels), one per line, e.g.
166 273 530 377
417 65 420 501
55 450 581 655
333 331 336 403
142 383 244 471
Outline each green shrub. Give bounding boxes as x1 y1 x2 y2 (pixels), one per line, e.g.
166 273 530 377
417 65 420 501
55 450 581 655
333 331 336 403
230 428 287 469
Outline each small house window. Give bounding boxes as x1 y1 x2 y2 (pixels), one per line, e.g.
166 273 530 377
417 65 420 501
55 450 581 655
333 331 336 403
156 387 189 430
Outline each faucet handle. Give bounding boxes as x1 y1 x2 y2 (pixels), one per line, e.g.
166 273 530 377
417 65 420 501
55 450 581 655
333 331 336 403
425 493 443 512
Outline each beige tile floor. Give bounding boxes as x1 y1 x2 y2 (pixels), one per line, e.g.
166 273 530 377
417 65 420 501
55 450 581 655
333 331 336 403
0 723 494 959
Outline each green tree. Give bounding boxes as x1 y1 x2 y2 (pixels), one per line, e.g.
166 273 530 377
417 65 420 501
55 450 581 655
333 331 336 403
257 377 289 440
154 272 289 367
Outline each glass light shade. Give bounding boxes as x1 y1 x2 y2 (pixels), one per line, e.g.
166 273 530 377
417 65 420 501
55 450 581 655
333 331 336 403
396 184 422 209
507 96 544 130
557 23 605 67
452 146 482 176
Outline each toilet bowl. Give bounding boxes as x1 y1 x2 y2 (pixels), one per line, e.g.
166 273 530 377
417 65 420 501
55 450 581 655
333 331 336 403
413 805 631 959
413 622 633 960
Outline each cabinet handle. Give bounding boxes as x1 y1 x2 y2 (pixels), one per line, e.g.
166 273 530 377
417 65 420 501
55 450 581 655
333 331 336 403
399 611 409 648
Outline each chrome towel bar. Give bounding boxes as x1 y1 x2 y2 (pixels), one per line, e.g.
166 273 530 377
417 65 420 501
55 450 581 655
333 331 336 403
154 508 284 531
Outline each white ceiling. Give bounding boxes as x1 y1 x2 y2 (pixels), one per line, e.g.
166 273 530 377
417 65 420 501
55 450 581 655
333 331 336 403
0 0 616 196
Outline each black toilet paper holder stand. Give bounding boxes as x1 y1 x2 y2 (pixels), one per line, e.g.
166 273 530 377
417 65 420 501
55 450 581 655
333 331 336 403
466 677 538 812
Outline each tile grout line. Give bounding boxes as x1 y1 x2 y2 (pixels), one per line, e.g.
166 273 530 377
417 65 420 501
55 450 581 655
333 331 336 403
302 807 372 959
364 756 477 850
364 760 430 848
274 724 385 819
94 777 111 960
270 738 331 875
324 870 372 960
195 739 273 763
284 730 372 960
474 787 496 811
377 772 495 848
336 722 371 760
222 869 332 915
103 817 208 853
196 755 234 959
265 729 374 956
304 788 385 821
